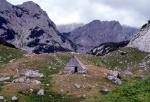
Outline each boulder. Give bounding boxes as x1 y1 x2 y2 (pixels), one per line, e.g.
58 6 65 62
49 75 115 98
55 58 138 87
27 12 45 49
107 76 115 80
0 77 10 82
74 84 81 89
32 80 41 84
24 70 44 78
12 77 30 83
115 78 122 85
0 96 4 100
110 71 120 78
11 96 17 101
37 89 44 96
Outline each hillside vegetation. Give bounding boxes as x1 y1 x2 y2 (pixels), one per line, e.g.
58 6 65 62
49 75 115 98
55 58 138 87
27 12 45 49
0 45 150 101
87 76 150 102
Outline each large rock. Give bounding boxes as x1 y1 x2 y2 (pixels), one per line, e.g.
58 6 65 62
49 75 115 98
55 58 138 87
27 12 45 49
12 77 30 83
115 78 122 85
0 77 10 82
74 84 81 89
0 96 4 100
11 96 17 101
0 0 75 54
128 21 150 52
107 70 122 85
24 70 44 78
32 80 41 84
37 89 44 96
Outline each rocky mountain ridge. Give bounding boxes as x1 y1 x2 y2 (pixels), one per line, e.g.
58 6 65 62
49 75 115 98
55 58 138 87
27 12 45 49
0 0 75 54
128 21 150 52
65 20 138 54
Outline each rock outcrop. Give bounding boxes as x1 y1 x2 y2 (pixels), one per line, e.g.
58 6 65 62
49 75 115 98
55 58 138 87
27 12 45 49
91 41 129 56
0 0 75 54
128 21 150 52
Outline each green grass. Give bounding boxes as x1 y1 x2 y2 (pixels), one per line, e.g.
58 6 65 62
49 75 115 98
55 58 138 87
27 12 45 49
101 47 150 70
0 45 26 65
25 88 83 102
88 76 150 102
1 46 150 102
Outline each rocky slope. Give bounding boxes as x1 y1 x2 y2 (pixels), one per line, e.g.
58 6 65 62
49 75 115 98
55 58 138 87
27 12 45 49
90 41 129 56
128 21 150 52
0 0 75 54
57 23 84 33
65 20 138 54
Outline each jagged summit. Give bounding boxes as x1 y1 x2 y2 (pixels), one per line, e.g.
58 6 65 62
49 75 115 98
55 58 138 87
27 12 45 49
0 0 75 54
128 21 150 52
66 20 138 54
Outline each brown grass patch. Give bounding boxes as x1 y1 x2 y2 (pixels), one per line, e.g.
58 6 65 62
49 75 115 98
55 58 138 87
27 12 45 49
51 65 114 100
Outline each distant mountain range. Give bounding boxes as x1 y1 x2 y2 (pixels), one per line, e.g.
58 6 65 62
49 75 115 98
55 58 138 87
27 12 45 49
0 0 139 54
0 0 75 54
64 20 138 54
128 21 150 52
57 23 84 33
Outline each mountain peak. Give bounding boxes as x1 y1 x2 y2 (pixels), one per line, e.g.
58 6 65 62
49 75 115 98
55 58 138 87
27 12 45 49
20 1 41 11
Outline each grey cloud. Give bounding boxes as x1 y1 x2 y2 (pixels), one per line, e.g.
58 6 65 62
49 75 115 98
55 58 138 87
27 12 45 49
7 0 150 28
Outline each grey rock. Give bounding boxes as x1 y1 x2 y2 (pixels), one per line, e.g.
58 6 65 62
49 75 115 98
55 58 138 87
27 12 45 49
29 89 33 93
91 41 129 56
115 78 122 85
24 70 44 78
0 0 75 54
0 96 4 100
110 71 120 78
102 88 109 92
107 70 122 85
107 76 115 80
12 77 28 83
0 77 10 82
74 84 81 89
32 80 41 84
128 21 150 52
11 96 17 101
37 89 44 95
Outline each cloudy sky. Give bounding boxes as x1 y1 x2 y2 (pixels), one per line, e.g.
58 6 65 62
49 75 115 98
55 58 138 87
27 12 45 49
7 0 150 28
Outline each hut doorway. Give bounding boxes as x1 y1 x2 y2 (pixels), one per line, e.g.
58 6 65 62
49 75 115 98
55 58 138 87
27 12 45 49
74 66 78 73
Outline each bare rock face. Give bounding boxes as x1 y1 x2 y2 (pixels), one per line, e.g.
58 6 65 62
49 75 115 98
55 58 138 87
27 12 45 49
90 41 129 56
65 20 138 54
128 21 150 52
0 0 75 54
